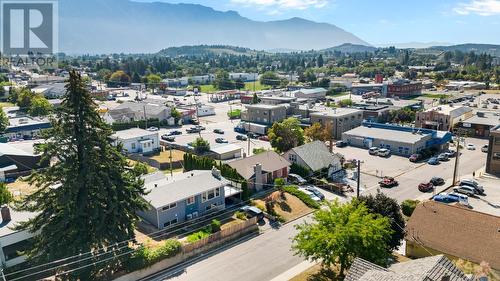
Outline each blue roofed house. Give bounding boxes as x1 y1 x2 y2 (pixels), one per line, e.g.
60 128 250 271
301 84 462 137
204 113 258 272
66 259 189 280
138 168 229 229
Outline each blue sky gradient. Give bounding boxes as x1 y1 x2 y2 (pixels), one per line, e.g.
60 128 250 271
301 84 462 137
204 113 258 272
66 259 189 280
142 0 500 45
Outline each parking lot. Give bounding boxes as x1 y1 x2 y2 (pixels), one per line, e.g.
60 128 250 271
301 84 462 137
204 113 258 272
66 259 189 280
331 137 488 202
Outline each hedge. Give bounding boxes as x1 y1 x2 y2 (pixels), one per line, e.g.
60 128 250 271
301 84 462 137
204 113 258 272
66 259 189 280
282 185 320 209
289 163 311 178
401 199 420 217
125 239 182 272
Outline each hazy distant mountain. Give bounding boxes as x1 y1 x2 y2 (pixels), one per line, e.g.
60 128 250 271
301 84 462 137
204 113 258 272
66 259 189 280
58 0 369 54
376 42 454 49
429 44 500 57
322 43 377 53
158 45 265 57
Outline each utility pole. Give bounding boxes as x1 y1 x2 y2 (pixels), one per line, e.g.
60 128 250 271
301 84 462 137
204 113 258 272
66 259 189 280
143 105 147 129
248 137 251 156
452 130 464 186
169 144 173 177
357 160 361 198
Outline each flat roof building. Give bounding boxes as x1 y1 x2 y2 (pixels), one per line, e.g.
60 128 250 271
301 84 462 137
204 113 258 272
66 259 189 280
486 125 500 176
416 105 473 131
310 108 363 140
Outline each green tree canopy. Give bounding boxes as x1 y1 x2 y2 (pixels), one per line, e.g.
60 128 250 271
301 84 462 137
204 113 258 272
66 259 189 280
213 70 234 90
260 71 281 86
268 117 305 153
304 122 331 142
358 192 405 251
192 137 210 154
0 106 8 133
14 71 148 279
108 70 131 87
146 74 162 93
292 200 393 278
0 183 13 205
28 95 52 116
16 88 36 108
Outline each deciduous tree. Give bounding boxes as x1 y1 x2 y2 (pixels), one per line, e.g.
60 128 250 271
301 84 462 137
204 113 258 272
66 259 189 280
268 117 304 153
28 95 52 116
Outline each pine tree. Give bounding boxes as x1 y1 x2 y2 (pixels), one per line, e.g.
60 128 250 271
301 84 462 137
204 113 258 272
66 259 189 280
15 71 148 279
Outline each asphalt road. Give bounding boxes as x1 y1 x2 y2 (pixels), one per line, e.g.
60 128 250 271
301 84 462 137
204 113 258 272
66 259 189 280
141 217 308 281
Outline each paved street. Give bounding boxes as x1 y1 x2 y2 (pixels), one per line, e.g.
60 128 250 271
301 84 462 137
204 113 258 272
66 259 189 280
142 216 309 281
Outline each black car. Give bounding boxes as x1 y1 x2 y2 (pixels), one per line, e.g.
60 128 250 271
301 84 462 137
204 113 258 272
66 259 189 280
168 130 182 136
186 127 201 133
240 206 264 221
336 141 348 147
213 129 224 134
430 177 445 186
247 132 259 139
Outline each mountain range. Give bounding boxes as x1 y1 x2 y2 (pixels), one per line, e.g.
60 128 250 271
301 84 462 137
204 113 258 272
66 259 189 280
58 0 368 54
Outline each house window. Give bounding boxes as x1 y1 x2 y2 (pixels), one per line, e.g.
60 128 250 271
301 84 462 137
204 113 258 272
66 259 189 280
202 189 218 202
170 218 178 225
161 202 177 211
131 143 136 150
215 187 220 197
207 190 215 200
3 239 33 261
186 196 195 205
288 154 297 162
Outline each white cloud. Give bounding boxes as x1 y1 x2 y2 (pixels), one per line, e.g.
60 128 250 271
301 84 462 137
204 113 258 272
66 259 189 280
454 0 500 16
230 0 330 10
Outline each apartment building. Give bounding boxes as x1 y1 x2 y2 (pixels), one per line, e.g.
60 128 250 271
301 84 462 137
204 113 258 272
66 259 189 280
310 108 363 140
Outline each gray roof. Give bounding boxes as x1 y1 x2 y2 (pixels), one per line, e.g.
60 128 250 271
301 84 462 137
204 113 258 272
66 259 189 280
346 256 471 281
288 141 340 171
115 101 168 115
112 128 158 140
0 143 33 157
141 170 229 209
107 107 136 120
228 151 290 180
462 112 500 127
310 108 362 118
343 126 429 144
0 208 37 237
292 88 327 95
245 104 286 110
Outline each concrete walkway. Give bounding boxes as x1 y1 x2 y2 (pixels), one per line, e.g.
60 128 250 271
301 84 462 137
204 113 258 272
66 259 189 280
268 260 315 281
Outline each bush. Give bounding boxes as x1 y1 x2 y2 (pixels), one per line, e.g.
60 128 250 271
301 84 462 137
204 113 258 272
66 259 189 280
210 219 221 233
235 211 247 220
133 162 149 176
187 230 211 243
401 199 420 217
290 163 310 178
227 109 241 119
126 239 182 272
282 185 320 209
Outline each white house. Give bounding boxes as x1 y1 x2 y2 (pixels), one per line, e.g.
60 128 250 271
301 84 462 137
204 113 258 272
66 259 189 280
111 128 160 154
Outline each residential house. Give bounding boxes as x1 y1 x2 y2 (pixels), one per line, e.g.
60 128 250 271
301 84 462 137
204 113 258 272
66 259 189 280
241 104 287 126
228 151 290 191
283 141 342 177
291 88 327 100
103 101 172 124
0 207 36 268
111 128 160 155
486 125 500 175
138 169 228 229
310 108 363 140
416 105 473 131
32 83 66 98
0 143 45 180
405 201 500 270
345 255 471 281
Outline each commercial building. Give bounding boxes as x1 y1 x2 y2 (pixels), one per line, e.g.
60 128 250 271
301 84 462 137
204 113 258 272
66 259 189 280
486 125 500 176
351 83 387 96
138 169 228 229
210 144 242 161
457 111 500 137
416 105 473 131
259 96 297 106
103 101 172 125
228 151 290 191
342 122 452 156
196 105 215 117
3 116 51 140
405 201 500 270
310 108 363 140
241 104 287 126
229 73 258 82
291 88 327 100
111 128 160 155
32 82 66 98
386 79 422 98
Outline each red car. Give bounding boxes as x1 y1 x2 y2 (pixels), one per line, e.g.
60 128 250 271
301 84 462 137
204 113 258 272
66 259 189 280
418 182 434 192
379 177 398 188
409 154 421 162
258 135 269 141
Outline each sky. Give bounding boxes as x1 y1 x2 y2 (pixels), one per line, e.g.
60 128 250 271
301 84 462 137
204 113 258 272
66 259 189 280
144 0 500 46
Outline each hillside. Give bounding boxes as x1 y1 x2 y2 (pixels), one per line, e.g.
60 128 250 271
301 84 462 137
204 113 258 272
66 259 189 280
157 45 265 57
322 43 377 53
429 44 500 57
58 0 369 54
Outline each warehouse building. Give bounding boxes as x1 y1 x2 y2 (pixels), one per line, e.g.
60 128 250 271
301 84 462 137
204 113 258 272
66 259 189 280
342 122 452 156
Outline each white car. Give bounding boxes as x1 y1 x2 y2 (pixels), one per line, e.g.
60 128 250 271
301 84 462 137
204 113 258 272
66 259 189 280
146 126 159 131
466 143 476 150
377 148 391 157
298 188 321 202
481 145 488 153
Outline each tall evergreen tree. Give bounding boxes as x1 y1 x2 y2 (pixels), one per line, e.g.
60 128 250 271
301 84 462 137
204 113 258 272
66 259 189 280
15 71 148 279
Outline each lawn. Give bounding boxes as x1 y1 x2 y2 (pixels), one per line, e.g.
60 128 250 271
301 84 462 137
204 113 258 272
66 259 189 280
254 192 312 222
198 81 271 93
0 102 14 107
149 149 185 163
290 264 341 281
127 159 156 173
7 179 35 199
199 84 217 93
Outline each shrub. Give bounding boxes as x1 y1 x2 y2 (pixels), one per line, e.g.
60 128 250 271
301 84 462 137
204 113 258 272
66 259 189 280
282 185 320 209
187 230 211 243
126 239 182 272
210 219 221 233
290 163 310 178
235 211 247 220
401 199 420 217
133 162 149 176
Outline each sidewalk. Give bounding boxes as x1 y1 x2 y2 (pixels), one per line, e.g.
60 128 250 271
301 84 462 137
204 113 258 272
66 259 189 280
268 260 315 281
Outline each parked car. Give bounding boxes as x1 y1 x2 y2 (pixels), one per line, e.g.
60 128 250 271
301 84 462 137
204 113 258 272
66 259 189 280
161 135 175 142
168 130 182 136
444 150 457 158
379 177 398 188
377 148 391 157
213 129 224 134
427 157 440 165
430 177 445 186
437 153 449 162
466 143 476 150
287 173 307 185
258 135 269 141
247 132 259 139
409 154 421 162
494 105 499 109
336 141 348 148
146 126 159 131
304 185 325 200
195 125 206 131
433 193 459 203
418 182 434 192
298 188 321 202
459 179 484 194
240 206 264 221
186 127 201 133
453 185 476 196
368 147 379 155
215 138 228 144
236 134 247 141
481 145 489 153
